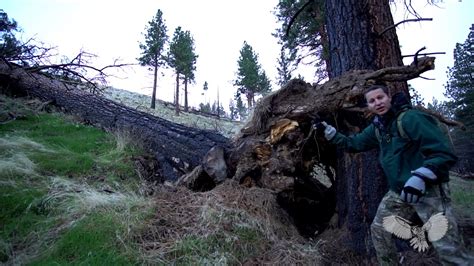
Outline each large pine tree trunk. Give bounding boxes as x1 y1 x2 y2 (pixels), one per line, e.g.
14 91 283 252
325 0 407 257
0 61 229 181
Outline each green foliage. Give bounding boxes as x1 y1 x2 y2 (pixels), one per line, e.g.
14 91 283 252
138 9 169 109
445 26 474 124
276 47 296 86
168 26 197 113
234 41 271 108
168 27 197 79
138 9 168 69
445 25 474 173
273 0 327 80
0 9 22 60
408 84 425 106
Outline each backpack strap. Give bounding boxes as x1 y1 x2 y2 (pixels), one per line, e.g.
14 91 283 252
374 110 409 142
396 110 409 139
375 126 381 142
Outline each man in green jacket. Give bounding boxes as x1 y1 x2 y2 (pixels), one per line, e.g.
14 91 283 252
321 84 472 265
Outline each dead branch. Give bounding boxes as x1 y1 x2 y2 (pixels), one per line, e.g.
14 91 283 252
402 52 445 58
379 18 432 36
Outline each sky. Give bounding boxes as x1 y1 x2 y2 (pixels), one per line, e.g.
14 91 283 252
2 0 473 110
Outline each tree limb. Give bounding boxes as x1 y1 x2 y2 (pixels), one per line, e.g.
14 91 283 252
379 18 432 36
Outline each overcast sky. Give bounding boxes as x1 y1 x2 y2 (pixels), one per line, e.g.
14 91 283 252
3 0 473 109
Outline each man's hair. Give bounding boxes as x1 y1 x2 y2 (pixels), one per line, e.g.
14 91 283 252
364 84 390 97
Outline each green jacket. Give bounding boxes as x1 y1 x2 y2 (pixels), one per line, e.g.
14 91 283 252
330 108 457 193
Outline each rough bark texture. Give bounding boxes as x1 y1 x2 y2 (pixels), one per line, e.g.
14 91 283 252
0 61 229 181
325 0 408 257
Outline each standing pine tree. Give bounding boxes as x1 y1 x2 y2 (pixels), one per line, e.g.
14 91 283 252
276 47 295 86
234 41 271 108
138 9 168 109
445 24 474 174
168 26 197 115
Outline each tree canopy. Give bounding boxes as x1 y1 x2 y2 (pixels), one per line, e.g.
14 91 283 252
168 26 198 115
234 41 271 108
445 24 474 173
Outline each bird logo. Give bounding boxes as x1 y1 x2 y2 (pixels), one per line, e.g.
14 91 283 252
382 212 449 252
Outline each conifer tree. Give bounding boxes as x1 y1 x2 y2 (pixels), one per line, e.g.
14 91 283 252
138 9 168 109
445 24 474 173
168 27 197 115
234 41 271 108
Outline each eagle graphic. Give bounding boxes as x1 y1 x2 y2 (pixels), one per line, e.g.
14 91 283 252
382 212 449 252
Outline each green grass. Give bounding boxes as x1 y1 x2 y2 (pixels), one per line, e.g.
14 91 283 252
30 213 137 265
0 96 153 265
449 174 474 218
169 227 264 265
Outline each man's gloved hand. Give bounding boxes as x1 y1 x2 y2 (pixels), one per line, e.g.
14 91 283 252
400 167 437 203
321 122 336 141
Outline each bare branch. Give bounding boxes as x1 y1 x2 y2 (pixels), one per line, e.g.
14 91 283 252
379 18 432 36
402 52 445 58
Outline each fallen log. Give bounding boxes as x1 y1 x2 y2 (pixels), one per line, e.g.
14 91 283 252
0 60 230 181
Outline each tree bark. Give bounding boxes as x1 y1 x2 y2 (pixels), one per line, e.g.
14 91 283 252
0 61 229 181
325 0 407 257
151 54 158 109
175 72 180 116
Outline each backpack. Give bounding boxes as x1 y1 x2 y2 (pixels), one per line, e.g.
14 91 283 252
374 109 448 143
374 110 409 142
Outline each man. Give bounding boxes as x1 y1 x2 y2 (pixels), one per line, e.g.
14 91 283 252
321 84 472 265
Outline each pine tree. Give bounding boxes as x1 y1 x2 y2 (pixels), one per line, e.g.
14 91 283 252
138 9 168 109
276 47 295 86
273 0 328 81
168 27 197 115
234 41 271 108
445 24 474 174
0 10 20 59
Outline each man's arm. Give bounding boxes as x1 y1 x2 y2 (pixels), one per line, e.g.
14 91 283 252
321 122 379 152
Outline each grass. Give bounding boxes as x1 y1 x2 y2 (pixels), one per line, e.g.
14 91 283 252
1 93 472 265
0 95 153 265
103 87 243 137
449 173 474 218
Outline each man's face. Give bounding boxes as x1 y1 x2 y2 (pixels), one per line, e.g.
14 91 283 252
365 88 392 115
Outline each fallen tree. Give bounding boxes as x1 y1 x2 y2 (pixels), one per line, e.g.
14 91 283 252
0 60 230 181
2 56 462 237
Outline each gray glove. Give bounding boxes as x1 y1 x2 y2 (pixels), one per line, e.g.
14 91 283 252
400 167 437 203
322 122 336 140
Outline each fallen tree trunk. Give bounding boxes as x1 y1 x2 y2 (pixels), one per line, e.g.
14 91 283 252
0 60 230 181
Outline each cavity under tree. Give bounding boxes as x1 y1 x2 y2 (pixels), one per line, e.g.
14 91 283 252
234 41 271 109
138 9 168 109
168 26 197 115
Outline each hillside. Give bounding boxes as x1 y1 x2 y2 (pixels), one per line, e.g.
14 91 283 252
103 87 243 138
0 94 326 265
1 92 472 265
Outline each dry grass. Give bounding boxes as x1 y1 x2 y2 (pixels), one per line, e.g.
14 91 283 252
138 180 324 264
